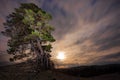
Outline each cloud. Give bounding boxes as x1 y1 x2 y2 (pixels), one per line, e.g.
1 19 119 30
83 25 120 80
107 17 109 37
50 0 120 66
0 0 120 67
91 52 120 65
102 52 120 59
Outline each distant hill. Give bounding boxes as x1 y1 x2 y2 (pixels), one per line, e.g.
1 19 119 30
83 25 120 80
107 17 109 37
56 64 120 77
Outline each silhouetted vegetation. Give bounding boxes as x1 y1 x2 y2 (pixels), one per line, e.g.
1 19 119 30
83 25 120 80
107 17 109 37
56 64 120 77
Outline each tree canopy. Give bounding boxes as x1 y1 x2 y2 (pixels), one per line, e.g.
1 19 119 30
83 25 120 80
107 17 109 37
2 3 55 70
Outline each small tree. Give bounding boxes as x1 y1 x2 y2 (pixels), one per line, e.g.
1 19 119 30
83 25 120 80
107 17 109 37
2 3 55 70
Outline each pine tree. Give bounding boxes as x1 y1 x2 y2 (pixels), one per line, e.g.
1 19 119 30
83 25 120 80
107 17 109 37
2 3 55 70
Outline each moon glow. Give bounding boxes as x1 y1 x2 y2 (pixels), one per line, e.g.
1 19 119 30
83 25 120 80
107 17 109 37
56 51 65 60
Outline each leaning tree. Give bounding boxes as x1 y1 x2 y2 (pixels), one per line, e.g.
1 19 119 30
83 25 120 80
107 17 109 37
2 3 55 70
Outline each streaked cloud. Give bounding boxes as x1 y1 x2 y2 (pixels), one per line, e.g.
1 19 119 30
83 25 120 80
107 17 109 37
0 0 120 67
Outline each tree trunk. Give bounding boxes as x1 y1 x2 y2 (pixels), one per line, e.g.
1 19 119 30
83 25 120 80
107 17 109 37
31 39 53 70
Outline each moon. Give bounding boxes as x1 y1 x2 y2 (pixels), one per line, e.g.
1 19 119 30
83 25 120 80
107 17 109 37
56 51 66 60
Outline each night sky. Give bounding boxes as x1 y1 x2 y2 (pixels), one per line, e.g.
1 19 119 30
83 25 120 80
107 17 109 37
0 0 120 68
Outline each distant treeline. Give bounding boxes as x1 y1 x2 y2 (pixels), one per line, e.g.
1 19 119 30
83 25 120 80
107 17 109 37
56 64 120 77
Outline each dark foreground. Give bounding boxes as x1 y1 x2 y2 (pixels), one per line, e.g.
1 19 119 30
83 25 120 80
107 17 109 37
0 63 120 80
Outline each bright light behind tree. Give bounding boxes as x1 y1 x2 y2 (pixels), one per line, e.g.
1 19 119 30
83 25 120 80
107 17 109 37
57 51 65 60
